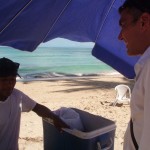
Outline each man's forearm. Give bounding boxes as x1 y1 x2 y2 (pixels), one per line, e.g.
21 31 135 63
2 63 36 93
32 103 56 119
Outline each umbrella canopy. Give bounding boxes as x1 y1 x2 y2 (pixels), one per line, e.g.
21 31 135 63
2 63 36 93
0 0 139 79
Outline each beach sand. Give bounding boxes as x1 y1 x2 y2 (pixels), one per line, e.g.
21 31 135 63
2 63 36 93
16 75 134 150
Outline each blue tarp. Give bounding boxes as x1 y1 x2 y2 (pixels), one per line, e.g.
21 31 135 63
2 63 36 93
0 0 139 79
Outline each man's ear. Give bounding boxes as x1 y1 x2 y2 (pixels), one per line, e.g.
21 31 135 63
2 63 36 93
140 13 150 30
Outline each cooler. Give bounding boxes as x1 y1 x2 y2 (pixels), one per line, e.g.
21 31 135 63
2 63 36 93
42 108 116 150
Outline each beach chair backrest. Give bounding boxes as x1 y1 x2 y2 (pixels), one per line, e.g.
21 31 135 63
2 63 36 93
115 84 131 100
112 84 131 106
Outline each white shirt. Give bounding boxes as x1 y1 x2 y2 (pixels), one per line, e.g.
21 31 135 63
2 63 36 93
0 88 36 150
123 46 150 150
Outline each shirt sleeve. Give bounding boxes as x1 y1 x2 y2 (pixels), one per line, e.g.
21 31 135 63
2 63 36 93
14 89 37 112
139 60 150 150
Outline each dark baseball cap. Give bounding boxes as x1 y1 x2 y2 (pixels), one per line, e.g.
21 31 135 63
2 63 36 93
0 57 21 78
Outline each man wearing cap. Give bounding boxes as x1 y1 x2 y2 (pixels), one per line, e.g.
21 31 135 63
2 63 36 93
0 57 69 150
118 0 150 149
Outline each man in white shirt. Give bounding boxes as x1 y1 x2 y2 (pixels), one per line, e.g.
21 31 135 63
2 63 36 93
118 0 150 149
0 57 69 150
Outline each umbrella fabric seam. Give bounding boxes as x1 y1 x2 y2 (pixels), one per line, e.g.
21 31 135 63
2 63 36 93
41 0 72 44
95 0 116 43
0 0 32 34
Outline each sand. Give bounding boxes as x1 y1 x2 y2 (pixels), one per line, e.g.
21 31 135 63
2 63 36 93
16 75 134 150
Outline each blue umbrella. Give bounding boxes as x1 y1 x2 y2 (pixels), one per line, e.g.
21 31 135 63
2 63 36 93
0 0 139 79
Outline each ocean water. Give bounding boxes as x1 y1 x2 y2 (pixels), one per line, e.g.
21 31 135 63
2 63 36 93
0 46 116 80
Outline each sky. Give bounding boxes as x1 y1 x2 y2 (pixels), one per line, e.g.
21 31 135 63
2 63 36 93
39 38 95 48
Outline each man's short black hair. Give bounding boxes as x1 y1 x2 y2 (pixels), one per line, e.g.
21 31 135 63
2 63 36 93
118 0 150 23
0 57 21 77
119 0 150 14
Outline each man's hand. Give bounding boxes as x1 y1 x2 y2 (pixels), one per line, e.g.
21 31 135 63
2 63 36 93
52 114 70 131
32 103 70 131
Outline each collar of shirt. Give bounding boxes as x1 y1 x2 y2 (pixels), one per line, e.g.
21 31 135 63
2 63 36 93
134 46 150 77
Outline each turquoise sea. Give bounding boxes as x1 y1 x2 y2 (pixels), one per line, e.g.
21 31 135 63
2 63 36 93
0 46 116 80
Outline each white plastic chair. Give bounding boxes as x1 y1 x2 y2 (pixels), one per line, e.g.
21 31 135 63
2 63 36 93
112 84 131 106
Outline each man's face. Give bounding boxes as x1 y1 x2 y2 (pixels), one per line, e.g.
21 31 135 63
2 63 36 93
118 9 145 56
0 76 16 101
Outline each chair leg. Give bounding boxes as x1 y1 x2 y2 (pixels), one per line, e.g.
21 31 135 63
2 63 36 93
112 100 118 106
128 100 130 105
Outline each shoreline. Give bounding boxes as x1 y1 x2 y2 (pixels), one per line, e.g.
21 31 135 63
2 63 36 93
17 71 123 83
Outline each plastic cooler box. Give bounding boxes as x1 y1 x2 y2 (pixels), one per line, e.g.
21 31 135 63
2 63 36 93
42 108 116 150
